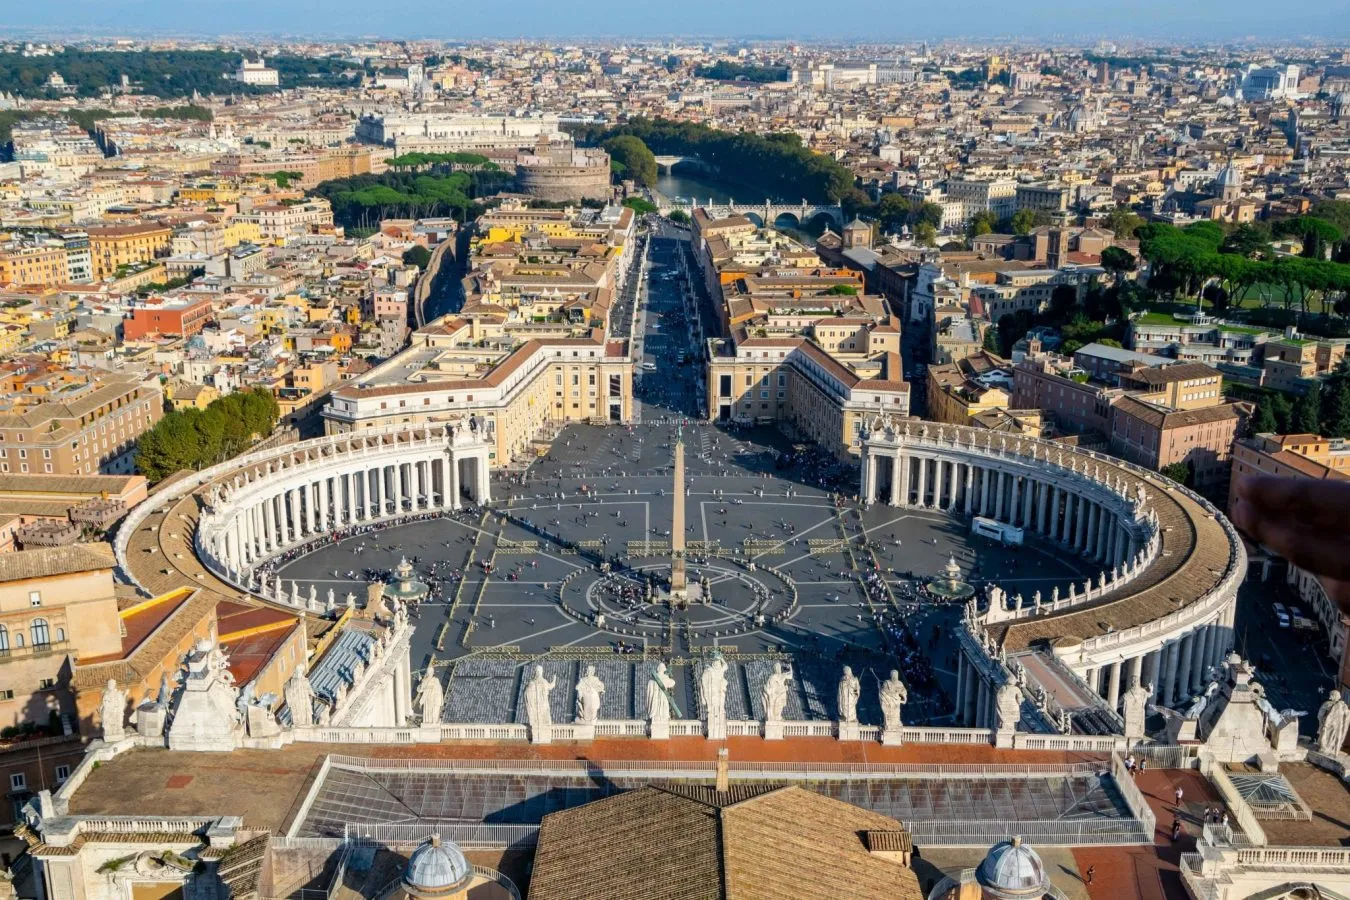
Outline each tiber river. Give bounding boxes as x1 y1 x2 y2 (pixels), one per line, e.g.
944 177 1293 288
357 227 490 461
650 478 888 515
654 170 825 247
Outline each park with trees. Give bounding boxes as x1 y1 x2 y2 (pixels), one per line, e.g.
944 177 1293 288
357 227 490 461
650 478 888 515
136 388 281 481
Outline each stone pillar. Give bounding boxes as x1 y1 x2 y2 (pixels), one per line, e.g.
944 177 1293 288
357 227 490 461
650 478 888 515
267 494 282 551
1208 617 1228 670
307 483 319 534
1177 632 1196 702
934 460 946 510
393 652 411 725
976 681 988 728
289 489 303 542
863 453 877 505
890 455 903 506
1106 660 1122 709
1143 648 1161 694
450 456 462 509
477 454 491 504
1193 624 1214 693
964 464 975 515
1084 666 1098 696
981 467 992 516
916 456 928 509
1085 503 1098 557
964 662 978 724
226 520 240 570
1022 478 1035 528
1008 475 1020 526
955 656 966 725
439 456 452 508
1160 640 1179 706
1037 481 1050 534
412 461 423 510
394 463 405 515
1074 496 1087 550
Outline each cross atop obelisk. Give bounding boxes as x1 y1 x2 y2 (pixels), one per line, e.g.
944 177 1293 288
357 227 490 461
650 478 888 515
669 427 688 604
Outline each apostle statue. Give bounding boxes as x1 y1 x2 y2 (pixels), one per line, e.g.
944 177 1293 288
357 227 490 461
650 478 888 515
1121 676 1151 740
575 664 605 724
879 670 908 732
524 665 556 733
1318 689 1350 756
761 663 793 723
700 654 729 740
100 679 127 742
284 664 315 728
995 681 1022 733
646 662 676 725
837 666 861 724
416 660 445 726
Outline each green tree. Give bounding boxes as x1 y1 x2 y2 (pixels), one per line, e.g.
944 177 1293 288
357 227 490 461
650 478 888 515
967 211 997 238
667 209 690 225
982 326 1000 354
826 284 858 296
1293 385 1323 434
1160 462 1192 486
1269 392 1294 433
402 245 431 269
622 196 658 215
1106 206 1146 239
1009 209 1038 235
603 135 658 187
1100 246 1137 283
914 222 938 247
1249 399 1279 434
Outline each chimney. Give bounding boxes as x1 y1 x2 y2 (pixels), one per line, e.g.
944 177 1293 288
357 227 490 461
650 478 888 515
715 747 729 793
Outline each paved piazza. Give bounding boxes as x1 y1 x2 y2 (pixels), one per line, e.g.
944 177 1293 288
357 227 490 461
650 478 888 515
275 421 1094 728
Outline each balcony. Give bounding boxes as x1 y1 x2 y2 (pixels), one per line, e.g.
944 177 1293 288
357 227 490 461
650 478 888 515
0 640 71 664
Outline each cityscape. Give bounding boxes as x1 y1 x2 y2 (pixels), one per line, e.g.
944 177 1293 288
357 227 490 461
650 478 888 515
0 14 1349 900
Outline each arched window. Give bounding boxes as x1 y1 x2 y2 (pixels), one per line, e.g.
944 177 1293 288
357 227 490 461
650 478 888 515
30 618 49 648
0 625 9 654
55 627 65 643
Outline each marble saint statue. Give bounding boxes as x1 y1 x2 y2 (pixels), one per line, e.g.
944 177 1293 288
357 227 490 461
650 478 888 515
761 663 793 723
995 681 1022 732
100 679 127 742
700 654 729 739
1318 689 1350 756
284 664 315 727
646 662 676 724
1122 676 1152 740
416 660 445 725
575 665 605 724
524 665 556 731
879 670 908 732
837 666 861 723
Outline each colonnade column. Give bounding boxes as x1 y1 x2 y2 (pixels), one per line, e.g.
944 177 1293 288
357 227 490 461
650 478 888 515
916 457 928 509
890 456 902 506
964 464 974 515
955 656 966 724
1142 648 1161 696
1161 640 1180 706
1106 660 1123 710
450 457 461 509
289 489 302 542
1038 483 1050 534
981 468 992 516
1177 632 1196 702
263 495 278 552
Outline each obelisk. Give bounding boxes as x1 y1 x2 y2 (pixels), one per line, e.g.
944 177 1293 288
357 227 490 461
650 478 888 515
670 428 687 604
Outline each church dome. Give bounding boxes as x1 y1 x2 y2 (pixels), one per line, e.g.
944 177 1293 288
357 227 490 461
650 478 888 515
975 836 1050 898
1216 163 1241 187
1011 98 1053 116
401 835 472 899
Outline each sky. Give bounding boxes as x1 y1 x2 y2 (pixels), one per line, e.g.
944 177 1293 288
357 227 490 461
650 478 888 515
4 0 1349 41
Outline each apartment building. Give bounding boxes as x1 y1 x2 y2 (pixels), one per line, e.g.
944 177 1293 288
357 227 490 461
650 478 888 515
0 544 121 733
0 246 67 287
1261 333 1348 394
86 224 173 281
0 372 163 476
926 350 1016 425
121 296 214 340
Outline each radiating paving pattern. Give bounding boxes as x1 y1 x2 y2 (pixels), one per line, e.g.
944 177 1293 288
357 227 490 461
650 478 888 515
297 764 1128 838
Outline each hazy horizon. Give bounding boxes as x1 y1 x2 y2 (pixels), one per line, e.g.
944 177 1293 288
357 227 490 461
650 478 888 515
4 0 1349 43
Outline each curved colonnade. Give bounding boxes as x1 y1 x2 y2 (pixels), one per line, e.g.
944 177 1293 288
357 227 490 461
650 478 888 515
114 423 495 609
861 421 1246 724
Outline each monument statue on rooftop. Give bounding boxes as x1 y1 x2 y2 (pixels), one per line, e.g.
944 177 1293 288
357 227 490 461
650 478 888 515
837 666 861 724
417 660 445 726
100 679 127 742
700 654 729 740
1317 689 1350 756
1122 675 1151 741
647 662 678 738
762 663 793 723
575 664 605 724
879 670 908 740
524 665 556 731
284 664 314 728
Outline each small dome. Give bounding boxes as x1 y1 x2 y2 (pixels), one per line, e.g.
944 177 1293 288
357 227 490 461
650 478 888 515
1216 163 1241 187
976 836 1050 898
402 835 472 898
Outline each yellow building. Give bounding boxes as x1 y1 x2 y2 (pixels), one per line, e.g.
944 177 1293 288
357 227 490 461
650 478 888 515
166 381 221 411
86 223 172 281
0 246 68 287
926 350 1016 425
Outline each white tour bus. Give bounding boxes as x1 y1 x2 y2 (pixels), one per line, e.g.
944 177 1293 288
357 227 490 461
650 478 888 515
971 516 1024 546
